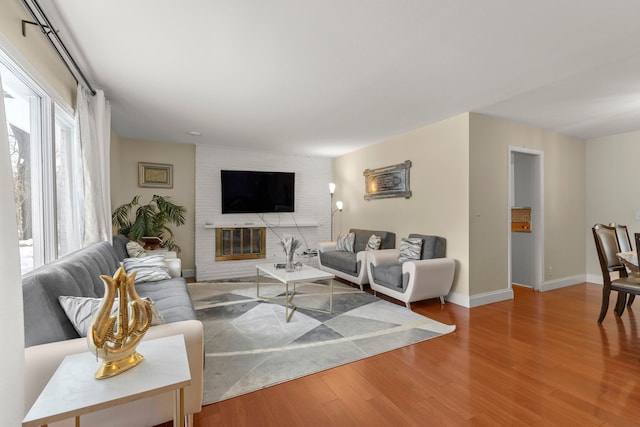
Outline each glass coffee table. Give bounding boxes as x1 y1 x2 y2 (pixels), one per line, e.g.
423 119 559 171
256 263 335 322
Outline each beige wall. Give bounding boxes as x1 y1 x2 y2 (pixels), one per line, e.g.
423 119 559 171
585 130 640 279
469 113 586 295
333 113 471 298
112 138 196 273
0 0 76 106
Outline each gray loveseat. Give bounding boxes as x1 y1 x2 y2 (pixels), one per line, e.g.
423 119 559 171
318 228 396 290
22 238 204 427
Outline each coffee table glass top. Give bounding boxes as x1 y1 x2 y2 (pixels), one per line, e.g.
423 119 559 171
256 263 334 283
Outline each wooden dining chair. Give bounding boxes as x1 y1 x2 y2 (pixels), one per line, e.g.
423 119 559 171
592 224 640 323
610 223 636 307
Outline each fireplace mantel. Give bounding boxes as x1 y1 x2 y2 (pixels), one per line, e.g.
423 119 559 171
204 220 318 229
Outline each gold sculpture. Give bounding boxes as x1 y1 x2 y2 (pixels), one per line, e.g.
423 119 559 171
88 267 153 379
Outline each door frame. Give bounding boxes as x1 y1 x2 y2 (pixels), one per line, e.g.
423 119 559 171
507 146 544 291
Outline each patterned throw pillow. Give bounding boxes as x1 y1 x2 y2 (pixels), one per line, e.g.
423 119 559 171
123 254 171 283
366 234 381 251
336 231 355 252
58 295 165 337
398 237 423 263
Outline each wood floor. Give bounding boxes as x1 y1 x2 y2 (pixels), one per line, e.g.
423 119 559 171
185 283 640 426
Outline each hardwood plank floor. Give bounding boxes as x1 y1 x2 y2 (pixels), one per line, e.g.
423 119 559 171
183 283 640 426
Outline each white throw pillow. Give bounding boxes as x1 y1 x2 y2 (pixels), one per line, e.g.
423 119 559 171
58 295 165 337
336 231 355 252
366 234 381 251
123 254 171 283
398 237 423 263
126 241 146 257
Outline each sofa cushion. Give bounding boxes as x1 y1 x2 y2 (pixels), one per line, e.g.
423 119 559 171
319 250 359 275
350 229 396 251
112 234 130 261
123 255 171 283
135 277 197 323
336 231 355 252
408 234 446 259
371 264 409 292
399 237 423 263
22 241 121 346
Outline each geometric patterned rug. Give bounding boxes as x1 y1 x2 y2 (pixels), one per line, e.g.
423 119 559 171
188 279 456 405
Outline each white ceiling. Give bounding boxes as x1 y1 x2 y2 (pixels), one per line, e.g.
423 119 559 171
42 1 640 157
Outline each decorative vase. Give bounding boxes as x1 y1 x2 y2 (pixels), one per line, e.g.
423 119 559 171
285 248 295 272
87 267 153 379
279 236 301 272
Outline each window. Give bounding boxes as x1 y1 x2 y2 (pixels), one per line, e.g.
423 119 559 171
1 50 82 273
55 104 83 257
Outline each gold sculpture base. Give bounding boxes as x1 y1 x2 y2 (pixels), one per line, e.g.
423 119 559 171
94 352 144 380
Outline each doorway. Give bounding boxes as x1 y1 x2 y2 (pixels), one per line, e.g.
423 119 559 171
508 146 544 291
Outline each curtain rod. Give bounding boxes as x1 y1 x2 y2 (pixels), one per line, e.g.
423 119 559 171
19 0 97 96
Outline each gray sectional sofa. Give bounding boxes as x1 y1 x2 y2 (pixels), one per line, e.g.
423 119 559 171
318 228 396 290
22 238 204 427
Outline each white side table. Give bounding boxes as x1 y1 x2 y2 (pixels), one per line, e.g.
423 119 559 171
23 335 191 427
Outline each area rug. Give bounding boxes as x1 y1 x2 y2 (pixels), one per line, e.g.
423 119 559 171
188 279 456 405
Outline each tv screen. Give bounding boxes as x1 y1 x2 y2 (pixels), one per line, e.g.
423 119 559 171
221 170 295 214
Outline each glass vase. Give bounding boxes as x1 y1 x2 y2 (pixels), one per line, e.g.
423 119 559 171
285 249 295 272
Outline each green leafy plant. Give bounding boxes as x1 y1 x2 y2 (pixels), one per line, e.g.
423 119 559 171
112 195 186 252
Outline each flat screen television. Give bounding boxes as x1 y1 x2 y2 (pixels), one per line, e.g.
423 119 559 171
221 170 295 214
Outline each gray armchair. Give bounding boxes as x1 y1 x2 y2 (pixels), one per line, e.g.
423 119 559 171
366 234 455 308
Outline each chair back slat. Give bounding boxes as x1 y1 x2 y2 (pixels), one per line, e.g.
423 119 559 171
610 223 632 252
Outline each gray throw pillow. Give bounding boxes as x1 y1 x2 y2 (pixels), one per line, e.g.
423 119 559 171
123 254 170 283
58 295 165 337
398 237 423 263
366 234 381 251
336 231 355 252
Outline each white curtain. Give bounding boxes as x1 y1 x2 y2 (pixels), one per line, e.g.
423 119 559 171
76 85 112 246
0 70 26 426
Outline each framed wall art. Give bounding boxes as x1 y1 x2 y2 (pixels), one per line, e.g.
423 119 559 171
363 160 412 200
138 162 173 188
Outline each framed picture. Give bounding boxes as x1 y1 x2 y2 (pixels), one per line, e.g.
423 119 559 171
138 162 173 188
363 160 412 200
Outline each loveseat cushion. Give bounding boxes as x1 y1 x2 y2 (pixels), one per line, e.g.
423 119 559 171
408 234 446 259
319 250 359 275
372 264 404 292
350 229 396 252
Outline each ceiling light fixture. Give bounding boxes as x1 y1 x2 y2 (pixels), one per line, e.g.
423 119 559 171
187 131 201 136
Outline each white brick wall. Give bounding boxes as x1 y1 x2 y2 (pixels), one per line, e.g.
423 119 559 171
195 145 332 280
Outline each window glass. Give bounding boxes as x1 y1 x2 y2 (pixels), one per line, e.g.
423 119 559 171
1 61 41 273
55 104 82 257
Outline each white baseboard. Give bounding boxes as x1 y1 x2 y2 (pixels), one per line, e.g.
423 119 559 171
447 288 514 308
541 274 587 291
586 273 603 285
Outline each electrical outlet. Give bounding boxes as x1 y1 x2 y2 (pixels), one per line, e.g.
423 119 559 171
636 211 640 221
548 266 553 277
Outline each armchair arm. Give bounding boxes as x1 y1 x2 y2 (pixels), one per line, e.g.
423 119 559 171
403 258 455 300
318 241 337 253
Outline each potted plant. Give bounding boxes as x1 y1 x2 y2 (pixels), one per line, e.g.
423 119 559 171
112 195 186 252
